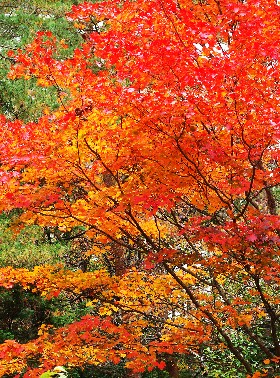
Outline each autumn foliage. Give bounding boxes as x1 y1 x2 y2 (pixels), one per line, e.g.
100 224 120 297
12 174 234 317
0 0 280 376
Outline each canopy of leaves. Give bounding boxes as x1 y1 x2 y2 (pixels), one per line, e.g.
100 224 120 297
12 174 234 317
0 1 280 377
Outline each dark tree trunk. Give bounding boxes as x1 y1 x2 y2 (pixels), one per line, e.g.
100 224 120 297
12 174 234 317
165 356 179 378
124 371 142 378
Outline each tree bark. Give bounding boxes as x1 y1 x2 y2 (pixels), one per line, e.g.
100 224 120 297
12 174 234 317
165 356 180 378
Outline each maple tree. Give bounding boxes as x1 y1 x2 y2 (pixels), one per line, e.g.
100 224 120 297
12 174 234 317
0 0 280 376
